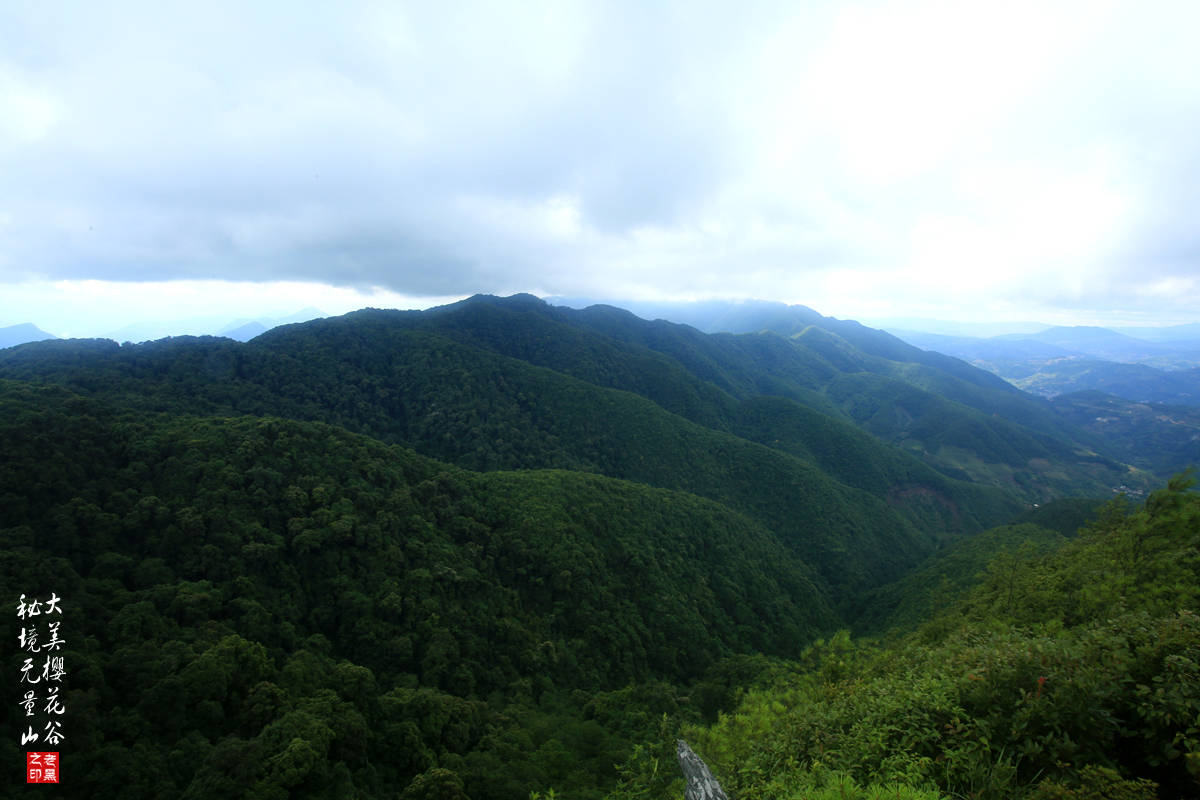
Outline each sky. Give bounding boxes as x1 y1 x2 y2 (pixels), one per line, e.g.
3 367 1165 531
3 0 1199 338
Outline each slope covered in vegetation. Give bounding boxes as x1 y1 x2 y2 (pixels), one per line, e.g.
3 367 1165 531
1 295 1181 800
668 474 1200 800
0 381 833 799
0 298 1035 602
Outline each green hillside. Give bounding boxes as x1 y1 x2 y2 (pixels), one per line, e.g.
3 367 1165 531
670 474 1200 800
0 302 1029 602
1012 359 1200 406
852 497 1108 635
3 293 1139 508
557 298 1144 501
3 294 1181 800
0 380 833 799
849 523 1068 635
1051 390 1200 478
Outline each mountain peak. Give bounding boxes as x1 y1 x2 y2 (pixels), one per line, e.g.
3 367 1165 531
0 323 59 349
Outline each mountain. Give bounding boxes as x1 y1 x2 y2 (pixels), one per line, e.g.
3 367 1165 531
215 316 274 334
271 305 330 327
884 325 1200 405
222 321 270 341
688 473 1200 800
885 330 1079 361
217 306 328 337
1012 360 1200 405
853 316 1055 338
547 299 1142 497
992 325 1189 363
104 307 329 343
2 294 1139 511
105 314 243 342
1111 321 1200 341
0 301 1031 607
1050 390 1200 477
546 299 1057 339
0 322 59 348
2 294 1193 799
0 379 835 799
902 324 1200 366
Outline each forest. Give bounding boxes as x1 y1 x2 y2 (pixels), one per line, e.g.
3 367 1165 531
1 294 1196 799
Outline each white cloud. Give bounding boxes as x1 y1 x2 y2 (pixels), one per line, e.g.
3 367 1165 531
0 0 1198 329
0 278 465 338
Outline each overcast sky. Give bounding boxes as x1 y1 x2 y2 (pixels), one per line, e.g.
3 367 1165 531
3 0 1199 337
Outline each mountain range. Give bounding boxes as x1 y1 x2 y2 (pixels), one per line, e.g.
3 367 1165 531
1 294 1196 799
0 307 330 348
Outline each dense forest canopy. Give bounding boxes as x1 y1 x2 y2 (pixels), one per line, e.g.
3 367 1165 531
1 294 1195 799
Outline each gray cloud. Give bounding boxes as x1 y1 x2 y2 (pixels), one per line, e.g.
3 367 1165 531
1 0 1199 326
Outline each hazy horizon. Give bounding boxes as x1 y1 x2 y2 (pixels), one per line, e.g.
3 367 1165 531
6 292 1199 343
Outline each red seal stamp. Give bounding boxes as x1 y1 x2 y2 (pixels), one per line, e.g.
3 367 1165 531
27 752 59 783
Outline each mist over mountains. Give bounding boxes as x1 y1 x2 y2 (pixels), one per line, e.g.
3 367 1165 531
0 307 329 348
104 306 329 344
546 297 1200 408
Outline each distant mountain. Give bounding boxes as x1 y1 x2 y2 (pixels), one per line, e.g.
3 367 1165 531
885 323 1200 404
105 314 241 342
545 297 818 333
992 325 1187 364
863 317 1054 338
545 299 1058 339
996 325 1150 347
0 322 58 349
886 330 1079 362
105 307 328 343
1110 322 1200 341
222 321 270 341
217 306 327 337
215 316 274 334
1014 360 1200 406
271 305 328 326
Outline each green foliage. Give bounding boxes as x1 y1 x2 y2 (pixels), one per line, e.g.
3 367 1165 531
677 473 1200 800
750 766 948 800
822 369 1130 505
1052 391 1200 477
2 296 1188 800
0 381 838 799
1030 766 1159 800
687 611 1200 800
0 296 1039 602
1006 498 1110 537
851 524 1068 636
953 475 1200 629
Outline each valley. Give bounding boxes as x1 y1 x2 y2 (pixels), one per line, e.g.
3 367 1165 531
1 295 1196 799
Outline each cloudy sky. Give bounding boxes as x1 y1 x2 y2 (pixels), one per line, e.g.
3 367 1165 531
2 0 1199 337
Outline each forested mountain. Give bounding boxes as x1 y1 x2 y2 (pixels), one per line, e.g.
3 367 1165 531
2 294 1193 799
0 295 1142 508
550 297 1145 499
0 295 1041 605
0 381 834 799
1050 391 1200 478
682 475 1200 800
1016 359 1200 405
